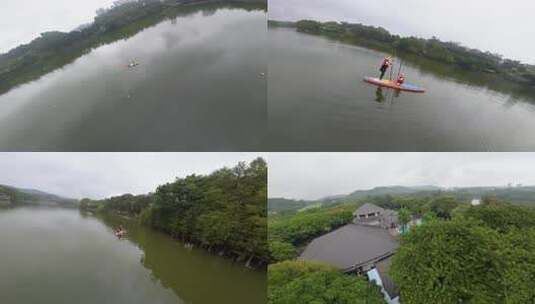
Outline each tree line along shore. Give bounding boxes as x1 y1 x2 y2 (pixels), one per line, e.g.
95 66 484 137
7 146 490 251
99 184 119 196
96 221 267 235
80 158 268 269
269 19 535 99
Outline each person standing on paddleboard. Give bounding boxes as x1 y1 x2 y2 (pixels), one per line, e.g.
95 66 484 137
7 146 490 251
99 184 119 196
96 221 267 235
379 56 392 80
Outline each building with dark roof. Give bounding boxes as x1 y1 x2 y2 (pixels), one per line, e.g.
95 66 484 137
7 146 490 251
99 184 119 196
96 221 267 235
300 203 406 303
300 224 398 273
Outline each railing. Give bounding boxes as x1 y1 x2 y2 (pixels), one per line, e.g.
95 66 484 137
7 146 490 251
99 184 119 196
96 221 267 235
341 250 396 273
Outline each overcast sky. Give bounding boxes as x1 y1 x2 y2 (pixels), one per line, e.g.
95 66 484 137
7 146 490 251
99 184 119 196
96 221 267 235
268 153 535 200
0 0 116 53
0 153 263 199
269 0 535 64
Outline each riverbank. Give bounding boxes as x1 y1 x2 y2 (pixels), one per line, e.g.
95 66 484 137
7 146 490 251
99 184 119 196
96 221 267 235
1 207 266 304
0 0 266 96
269 19 535 101
80 158 268 269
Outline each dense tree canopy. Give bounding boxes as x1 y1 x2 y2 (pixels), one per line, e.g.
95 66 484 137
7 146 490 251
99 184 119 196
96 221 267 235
80 194 152 215
269 240 296 262
391 203 535 303
397 207 411 232
428 196 458 219
500 228 535 303
268 260 386 304
81 158 268 267
463 203 535 232
391 218 504 303
142 157 268 265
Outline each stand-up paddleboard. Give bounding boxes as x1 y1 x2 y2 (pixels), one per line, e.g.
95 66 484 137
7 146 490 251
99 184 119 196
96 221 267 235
364 77 425 93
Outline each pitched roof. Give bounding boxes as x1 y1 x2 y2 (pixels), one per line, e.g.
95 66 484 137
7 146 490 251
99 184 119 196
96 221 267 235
300 224 398 270
353 203 385 216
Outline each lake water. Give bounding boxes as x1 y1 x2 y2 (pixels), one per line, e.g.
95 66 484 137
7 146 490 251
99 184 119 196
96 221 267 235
268 28 535 151
0 5 267 151
0 207 266 304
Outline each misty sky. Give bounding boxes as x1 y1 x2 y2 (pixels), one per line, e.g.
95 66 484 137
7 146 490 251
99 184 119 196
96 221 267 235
0 0 116 53
269 0 535 64
0 153 263 199
268 153 535 200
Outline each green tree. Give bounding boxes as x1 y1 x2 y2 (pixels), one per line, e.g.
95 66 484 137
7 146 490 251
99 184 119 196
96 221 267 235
421 211 438 223
269 240 296 262
268 260 386 304
500 228 535 303
464 204 535 233
391 218 504 303
397 207 411 233
295 20 321 33
428 196 458 219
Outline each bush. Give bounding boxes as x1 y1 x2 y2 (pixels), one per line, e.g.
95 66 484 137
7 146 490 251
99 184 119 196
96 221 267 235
268 260 386 304
269 240 297 262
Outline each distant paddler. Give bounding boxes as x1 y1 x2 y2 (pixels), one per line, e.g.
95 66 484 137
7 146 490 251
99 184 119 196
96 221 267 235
115 225 127 238
378 56 393 80
127 60 140 68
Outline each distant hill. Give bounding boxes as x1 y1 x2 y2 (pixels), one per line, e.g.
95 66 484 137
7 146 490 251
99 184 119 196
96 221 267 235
0 184 77 208
268 185 439 213
268 197 313 213
269 185 535 213
345 185 441 200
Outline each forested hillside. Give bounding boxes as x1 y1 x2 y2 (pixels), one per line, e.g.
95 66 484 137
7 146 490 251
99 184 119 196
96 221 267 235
0 184 77 207
269 185 535 214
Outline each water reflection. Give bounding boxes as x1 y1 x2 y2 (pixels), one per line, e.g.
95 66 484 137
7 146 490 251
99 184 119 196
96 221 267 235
95 213 266 304
375 87 385 103
268 28 535 151
0 4 267 151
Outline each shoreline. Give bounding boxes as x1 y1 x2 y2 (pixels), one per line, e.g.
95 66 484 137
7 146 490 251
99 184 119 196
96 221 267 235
269 20 535 102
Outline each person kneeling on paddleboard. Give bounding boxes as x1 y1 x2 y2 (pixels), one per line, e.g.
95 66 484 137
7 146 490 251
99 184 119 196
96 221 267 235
396 73 405 86
379 56 392 80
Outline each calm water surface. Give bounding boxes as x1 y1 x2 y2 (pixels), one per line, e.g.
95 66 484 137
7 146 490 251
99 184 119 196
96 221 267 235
0 207 266 304
268 28 535 151
0 6 266 151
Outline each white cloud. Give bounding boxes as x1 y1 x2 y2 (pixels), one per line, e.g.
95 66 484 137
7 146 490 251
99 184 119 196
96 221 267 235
0 153 263 199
